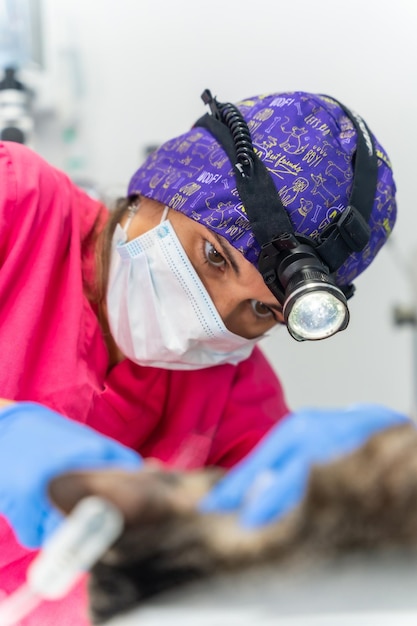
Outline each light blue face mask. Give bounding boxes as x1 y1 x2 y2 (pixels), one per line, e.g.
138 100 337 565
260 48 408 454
106 208 259 370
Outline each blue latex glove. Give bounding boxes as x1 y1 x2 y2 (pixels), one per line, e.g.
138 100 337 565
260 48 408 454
0 402 142 548
201 404 411 527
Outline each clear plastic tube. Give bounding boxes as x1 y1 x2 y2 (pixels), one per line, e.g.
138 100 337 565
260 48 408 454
0 496 124 625
0 584 41 626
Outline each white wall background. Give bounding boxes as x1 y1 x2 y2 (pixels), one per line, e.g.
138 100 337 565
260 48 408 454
35 0 416 415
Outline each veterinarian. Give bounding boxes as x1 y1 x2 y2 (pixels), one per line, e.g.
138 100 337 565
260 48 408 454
0 89 406 624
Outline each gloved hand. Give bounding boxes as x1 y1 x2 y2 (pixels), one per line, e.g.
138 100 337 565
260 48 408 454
0 402 142 548
200 404 411 527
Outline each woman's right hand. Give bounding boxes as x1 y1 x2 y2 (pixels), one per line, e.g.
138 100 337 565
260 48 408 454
0 401 142 548
200 404 411 527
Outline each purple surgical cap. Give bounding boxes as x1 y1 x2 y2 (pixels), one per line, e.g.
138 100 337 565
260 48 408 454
128 91 396 286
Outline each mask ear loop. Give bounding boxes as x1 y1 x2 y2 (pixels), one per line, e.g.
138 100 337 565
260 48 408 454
124 202 169 236
122 201 140 235
160 205 170 223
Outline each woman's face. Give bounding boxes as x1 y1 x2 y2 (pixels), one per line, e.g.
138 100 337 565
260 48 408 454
124 199 284 340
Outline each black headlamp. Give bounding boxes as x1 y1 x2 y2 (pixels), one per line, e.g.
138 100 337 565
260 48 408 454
258 232 349 341
195 90 378 342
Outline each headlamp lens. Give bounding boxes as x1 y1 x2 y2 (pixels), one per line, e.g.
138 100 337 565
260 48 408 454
286 290 348 341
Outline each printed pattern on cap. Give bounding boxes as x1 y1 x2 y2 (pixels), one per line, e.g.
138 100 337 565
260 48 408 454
128 92 396 286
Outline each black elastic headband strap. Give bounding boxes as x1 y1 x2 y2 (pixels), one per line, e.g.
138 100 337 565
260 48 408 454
194 113 295 246
314 97 379 271
334 98 379 223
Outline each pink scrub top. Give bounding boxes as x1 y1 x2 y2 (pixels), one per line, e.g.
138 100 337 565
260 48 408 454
0 141 289 624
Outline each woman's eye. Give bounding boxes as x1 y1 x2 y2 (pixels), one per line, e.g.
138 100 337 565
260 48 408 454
251 299 274 319
204 241 226 268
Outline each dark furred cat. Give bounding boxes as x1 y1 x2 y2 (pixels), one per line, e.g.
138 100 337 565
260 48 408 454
49 422 417 624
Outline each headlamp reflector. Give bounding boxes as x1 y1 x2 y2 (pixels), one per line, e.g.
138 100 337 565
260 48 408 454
285 286 349 341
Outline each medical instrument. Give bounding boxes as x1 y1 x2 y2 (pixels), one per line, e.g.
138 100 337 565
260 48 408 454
0 66 33 145
0 496 124 625
197 89 379 342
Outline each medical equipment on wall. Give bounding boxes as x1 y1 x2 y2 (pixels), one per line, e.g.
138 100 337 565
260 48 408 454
0 0 102 201
0 0 43 147
0 66 33 144
0 497 124 625
391 242 417 418
197 90 378 342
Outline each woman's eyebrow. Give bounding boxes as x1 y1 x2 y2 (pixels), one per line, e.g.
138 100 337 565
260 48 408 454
212 232 241 277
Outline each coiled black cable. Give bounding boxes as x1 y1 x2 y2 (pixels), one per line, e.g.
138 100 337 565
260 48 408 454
201 89 255 175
